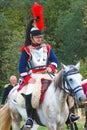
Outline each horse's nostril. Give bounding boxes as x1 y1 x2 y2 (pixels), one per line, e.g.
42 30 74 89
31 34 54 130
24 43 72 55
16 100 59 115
79 97 82 102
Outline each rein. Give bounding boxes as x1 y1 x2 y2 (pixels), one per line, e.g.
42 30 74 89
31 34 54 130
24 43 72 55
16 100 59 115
62 68 83 96
47 71 55 79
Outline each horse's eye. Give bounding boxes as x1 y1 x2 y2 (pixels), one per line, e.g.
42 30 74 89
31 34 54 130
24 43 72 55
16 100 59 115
69 78 73 82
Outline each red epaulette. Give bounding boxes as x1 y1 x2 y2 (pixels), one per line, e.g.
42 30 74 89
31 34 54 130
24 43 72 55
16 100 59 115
20 46 31 60
46 44 51 56
20 46 30 55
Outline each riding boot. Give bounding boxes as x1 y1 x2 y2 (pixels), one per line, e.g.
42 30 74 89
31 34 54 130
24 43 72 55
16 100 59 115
22 93 34 128
66 111 80 125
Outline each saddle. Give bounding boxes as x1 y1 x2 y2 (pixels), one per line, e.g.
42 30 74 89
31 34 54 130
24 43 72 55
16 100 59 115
31 78 51 109
40 78 52 102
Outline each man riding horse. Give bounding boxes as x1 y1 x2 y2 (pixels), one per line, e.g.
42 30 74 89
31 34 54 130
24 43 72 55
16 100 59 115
17 2 79 128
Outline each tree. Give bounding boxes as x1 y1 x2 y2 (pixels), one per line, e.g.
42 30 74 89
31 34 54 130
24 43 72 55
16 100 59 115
55 0 87 64
0 0 30 91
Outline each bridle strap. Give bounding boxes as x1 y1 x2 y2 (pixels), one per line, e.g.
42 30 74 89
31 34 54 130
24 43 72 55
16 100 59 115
72 86 83 94
63 68 79 77
62 68 82 96
63 77 74 96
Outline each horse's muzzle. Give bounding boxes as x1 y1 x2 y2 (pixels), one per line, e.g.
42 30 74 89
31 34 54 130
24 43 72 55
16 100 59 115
75 89 86 104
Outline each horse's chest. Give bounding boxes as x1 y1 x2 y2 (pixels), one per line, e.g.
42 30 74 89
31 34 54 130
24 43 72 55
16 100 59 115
47 100 68 121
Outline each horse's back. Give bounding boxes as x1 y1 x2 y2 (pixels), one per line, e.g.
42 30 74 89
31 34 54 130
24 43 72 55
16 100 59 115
8 84 26 108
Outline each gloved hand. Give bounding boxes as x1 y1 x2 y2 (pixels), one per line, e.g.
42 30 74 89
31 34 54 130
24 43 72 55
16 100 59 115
46 64 56 73
23 75 31 84
18 75 31 91
20 75 36 85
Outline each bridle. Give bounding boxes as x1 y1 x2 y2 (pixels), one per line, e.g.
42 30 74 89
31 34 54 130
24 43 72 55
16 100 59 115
62 68 83 96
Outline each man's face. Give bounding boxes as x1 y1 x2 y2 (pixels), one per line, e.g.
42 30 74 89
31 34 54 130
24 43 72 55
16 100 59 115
32 36 42 44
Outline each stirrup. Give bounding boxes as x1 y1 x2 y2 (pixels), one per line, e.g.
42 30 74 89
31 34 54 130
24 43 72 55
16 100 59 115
25 118 33 128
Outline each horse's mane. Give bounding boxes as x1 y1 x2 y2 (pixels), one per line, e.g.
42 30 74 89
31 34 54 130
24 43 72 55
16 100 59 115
54 69 63 90
54 65 78 90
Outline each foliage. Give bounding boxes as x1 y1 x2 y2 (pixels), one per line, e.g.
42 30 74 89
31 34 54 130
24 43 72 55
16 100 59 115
0 0 32 89
80 58 87 79
1 31 24 79
55 0 87 64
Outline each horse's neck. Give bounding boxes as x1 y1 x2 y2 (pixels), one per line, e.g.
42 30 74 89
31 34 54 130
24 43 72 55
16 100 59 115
55 88 68 105
37 82 69 125
45 81 67 105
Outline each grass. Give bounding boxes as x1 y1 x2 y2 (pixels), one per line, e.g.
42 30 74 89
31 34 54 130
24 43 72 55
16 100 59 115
38 126 47 130
38 121 85 130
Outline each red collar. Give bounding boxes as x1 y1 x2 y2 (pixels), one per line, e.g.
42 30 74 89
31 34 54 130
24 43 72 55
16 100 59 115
31 43 41 48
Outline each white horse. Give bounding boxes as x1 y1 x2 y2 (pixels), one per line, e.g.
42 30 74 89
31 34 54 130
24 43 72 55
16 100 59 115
0 62 86 130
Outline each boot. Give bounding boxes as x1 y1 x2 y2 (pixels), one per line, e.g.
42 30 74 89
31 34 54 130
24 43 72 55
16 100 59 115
22 93 34 128
25 109 34 128
66 112 80 124
69 112 80 122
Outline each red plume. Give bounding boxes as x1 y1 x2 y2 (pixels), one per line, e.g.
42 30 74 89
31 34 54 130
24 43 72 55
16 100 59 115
31 2 44 30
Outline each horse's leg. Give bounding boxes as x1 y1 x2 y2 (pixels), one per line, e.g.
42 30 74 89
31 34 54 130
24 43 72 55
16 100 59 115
12 115 21 130
47 124 57 130
57 126 62 130
69 123 74 130
11 109 22 130
84 104 87 130
47 124 63 130
74 122 78 130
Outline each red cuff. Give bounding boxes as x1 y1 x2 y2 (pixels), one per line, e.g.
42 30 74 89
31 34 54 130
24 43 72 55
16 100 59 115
17 75 31 91
48 64 56 73
23 75 31 84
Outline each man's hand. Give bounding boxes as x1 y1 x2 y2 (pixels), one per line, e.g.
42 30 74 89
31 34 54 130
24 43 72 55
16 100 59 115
46 64 56 73
46 67 52 73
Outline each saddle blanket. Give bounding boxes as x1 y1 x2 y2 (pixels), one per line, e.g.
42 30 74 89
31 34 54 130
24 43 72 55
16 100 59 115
9 74 52 109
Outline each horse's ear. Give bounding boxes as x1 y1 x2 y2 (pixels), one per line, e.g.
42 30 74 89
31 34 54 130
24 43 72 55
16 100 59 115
75 61 80 70
54 70 62 88
61 63 68 69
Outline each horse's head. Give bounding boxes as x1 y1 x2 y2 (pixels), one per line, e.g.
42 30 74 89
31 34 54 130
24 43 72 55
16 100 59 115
61 61 86 104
